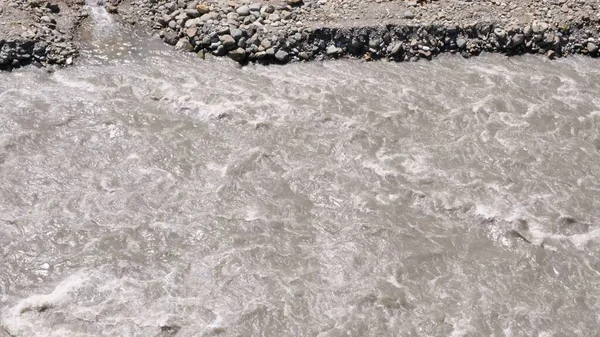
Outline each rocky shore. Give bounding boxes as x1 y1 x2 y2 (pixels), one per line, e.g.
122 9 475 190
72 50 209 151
1 0 600 69
0 0 88 70
121 0 600 63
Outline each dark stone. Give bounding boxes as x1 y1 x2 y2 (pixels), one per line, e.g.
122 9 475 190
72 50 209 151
163 32 179 45
510 34 525 47
228 48 247 62
47 3 60 13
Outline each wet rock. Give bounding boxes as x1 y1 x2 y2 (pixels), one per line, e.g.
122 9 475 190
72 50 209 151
163 31 179 45
419 49 432 57
511 34 525 47
326 45 341 56
369 37 381 49
287 0 303 6
389 43 403 56
494 28 506 39
213 44 226 56
275 49 289 62
228 47 246 61
298 51 310 60
175 38 194 52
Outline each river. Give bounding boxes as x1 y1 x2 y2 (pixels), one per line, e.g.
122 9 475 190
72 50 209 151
1 6 599 337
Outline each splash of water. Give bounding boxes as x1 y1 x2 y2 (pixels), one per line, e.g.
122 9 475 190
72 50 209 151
85 0 114 34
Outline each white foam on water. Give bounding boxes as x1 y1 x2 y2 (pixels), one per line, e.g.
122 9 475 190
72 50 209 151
85 0 114 34
2 54 600 336
528 223 600 249
1 271 92 337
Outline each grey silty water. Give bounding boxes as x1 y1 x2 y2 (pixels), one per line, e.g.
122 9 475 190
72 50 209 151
1 12 600 337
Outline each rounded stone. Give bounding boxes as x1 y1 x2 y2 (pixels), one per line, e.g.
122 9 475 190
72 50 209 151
236 5 250 16
275 49 289 62
228 47 247 61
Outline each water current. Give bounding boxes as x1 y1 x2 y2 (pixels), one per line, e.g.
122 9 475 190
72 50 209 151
1 6 600 337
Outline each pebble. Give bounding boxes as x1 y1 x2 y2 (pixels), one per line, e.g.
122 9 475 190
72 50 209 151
48 3 60 13
269 13 281 22
163 31 179 45
532 21 549 34
175 38 194 52
228 47 246 61
185 8 200 18
236 5 250 16
220 35 236 49
249 3 262 12
511 33 525 46
390 43 402 55
326 45 340 55
196 3 209 14
494 28 506 38
186 27 198 38
275 49 289 62
231 28 244 40
403 10 415 19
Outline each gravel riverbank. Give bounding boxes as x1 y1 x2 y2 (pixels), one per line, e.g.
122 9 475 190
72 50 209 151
0 0 89 70
1 0 599 69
